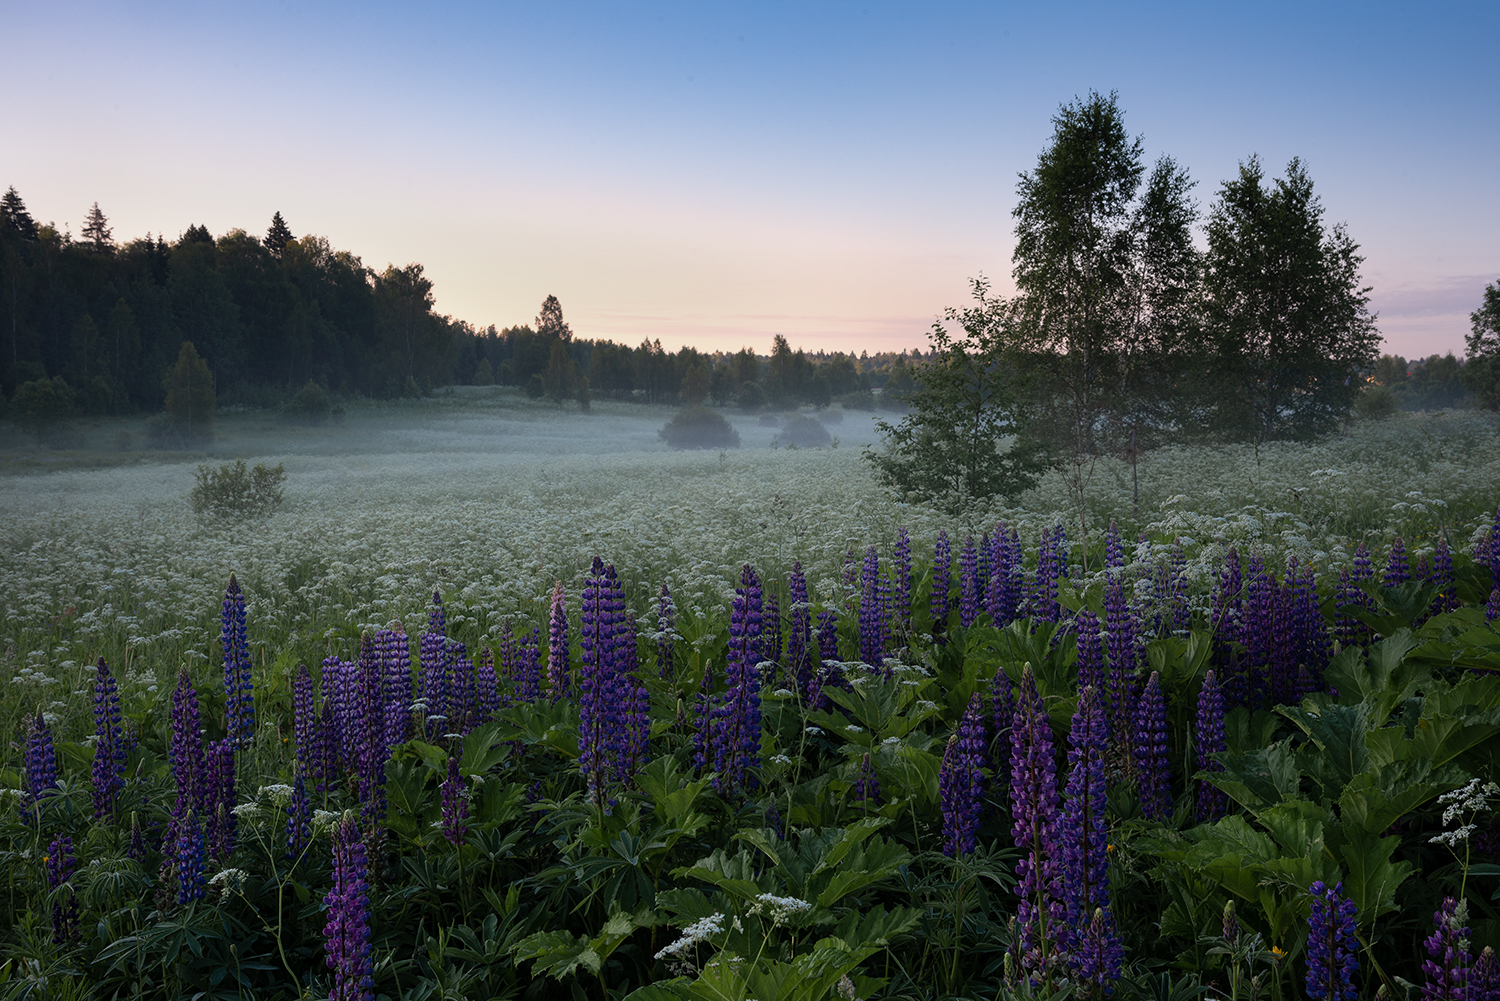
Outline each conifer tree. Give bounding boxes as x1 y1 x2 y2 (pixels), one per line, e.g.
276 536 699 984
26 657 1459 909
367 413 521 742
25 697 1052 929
81 202 114 253
263 211 293 256
0 187 38 240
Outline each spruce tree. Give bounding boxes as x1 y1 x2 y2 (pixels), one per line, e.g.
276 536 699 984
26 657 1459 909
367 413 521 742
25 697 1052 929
263 211 293 256
0 187 38 240
81 202 114 252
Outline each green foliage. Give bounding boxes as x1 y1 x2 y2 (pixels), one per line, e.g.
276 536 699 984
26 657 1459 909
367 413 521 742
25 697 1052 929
774 416 831 449
190 458 287 519
279 379 337 424
1465 280 1500 409
867 277 1050 514
161 340 215 441
660 406 741 450
10 376 78 447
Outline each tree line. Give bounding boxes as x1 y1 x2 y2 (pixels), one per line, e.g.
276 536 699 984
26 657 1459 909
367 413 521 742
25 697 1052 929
0 190 912 425
870 90 1498 523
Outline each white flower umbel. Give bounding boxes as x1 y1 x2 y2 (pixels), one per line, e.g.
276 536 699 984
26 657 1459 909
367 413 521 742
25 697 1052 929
654 912 727 960
1430 778 1500 900
208 868 248 894
257 784 294 807
748 893 812 926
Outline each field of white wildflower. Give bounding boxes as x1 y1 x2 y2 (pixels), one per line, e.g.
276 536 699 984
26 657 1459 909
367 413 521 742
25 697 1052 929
3 390 1499 733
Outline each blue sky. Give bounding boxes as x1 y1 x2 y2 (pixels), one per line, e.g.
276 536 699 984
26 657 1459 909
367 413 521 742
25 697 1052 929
4 1 1496 357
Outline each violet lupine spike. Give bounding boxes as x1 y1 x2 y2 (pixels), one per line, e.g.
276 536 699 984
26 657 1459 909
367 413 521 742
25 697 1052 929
854 752 881 808
45 835 79 944
1031 526 1065 623
931 530 952 642
1195 671 1228 822
1105 521 1124 571
1166 540 1189 633
321 655 351 773
788 563 814 696
356 639 390 824
1075 610 1106 696
1060 686 1119 983
1432 537 1457 615
377 627 411 751
577 557 616 802
326 814 374 1001
979 530 992 601
547 583 570 699
169 668 206 818
420 592 449 729
128 812 146 863
940 693 987 857
440 756 469 847
959 535 980 628
1471 948 1499 1001
220 574 254 747
514 628 542 704
815 608 840 666
1385 538 1411 586
1422 896 1472 1001
1134 671 1171 820
1243 558 1278 707
292 664 322 792
91 657 125 820
22 711 58 823
1012 665 1063 980
990 672 1015 800
1104 575 1136 742
286 768 311 858
763 591 783 689
859 546 885 668
894 527 912 637
605 563 642 786
475 646 498 723
203 738 237 860
657 582 677 678
1212 548 1246 706
175 811 207 904
709 564 764 797
446 641 475 734
1306 880 1359 1001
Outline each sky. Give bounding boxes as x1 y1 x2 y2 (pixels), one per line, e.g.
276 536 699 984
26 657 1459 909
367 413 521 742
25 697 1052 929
4 1 1497 358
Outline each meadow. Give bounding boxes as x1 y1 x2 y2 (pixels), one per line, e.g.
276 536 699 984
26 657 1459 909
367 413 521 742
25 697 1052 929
3 392 1500 1000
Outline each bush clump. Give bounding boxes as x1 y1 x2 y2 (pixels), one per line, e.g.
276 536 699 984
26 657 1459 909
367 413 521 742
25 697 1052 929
191 459 287 519
659 407 741 450
281 380 342 425
774 415 832 448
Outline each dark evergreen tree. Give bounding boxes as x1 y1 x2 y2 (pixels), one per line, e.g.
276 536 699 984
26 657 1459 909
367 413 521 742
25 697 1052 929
1 187 38 240
180 224 214 245
536 294 571 341
1462 279 1500 409
81 202 114 253
263 211 293 256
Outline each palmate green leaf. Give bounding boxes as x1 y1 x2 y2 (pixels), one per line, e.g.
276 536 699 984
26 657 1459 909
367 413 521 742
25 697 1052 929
807 817 891 878
813 837 912 908
1325 631 1423 723
459 721 511 776
1330 826 1412 924
638 756 713 831
892 745 942 804
514 930 602 979
1336 759 1466 833
673 849 768 902
1278 702 1368 792
1255 799 1328 858
1204 741 1301 815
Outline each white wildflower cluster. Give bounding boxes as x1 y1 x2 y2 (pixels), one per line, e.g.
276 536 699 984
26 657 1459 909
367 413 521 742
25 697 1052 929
257 784 295 806
769 754 794 766
749 893 812 925
1430 779 1500 847
208 868 247 894
10 667 60 687
654 913 727 960
312 809 341 833
231 802 261 819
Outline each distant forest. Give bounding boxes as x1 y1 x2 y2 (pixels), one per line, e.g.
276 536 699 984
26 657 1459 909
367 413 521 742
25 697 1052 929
0 188 917 416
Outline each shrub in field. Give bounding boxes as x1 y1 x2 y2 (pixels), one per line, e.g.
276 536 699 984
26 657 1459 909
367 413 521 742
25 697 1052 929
280 379 340 425
659 406 741 449
191 459 287 519
774 415 831 448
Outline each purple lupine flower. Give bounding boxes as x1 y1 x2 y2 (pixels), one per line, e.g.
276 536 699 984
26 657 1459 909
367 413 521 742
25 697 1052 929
859 546 886 668
1471 948 1499 1001
1195 670 1227 822
292 664 323 791
128 812 146 862
787 563 814 696
990 672 1015 801
91 657 125 820
514 628 542 704
169 668 206 820
321 655 353 774
377 626 411 751
1423 896 1472 1001
221 574 254 747
1075 907 1124 989
1489 589 1500 623
987 525 1025 628
1306 880 1359 1001
931 530 952 641
1385 538 1411 586
1430 537 1457 615
1031 526 1066 623
1012 665 1063 979
45 835 79 943
446 641 475 734
1211 548 1246 706
1134 671 1171 820
355 640 390 829
763 591 783 689
286 769 311 858
203 738 237 860
657 582 676 678
854 752 881 808
815 609 840 665
1075 610 1105 696
175 811 207 904
22 711 58 823
440 756 469 846
1165 540 1189 633
1105 521 1124 570
1488 503 1500 588
475 646 498 723
1059 687 1113 967
709 564 764 797
419 591 449 729
604 563 644 785
894 527 912 637
325 814 374 1001
579 557 622 802
940 693 987 857
979 530 993 601
959 535 981 628
547 583 570 699
1104 576 1136 743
